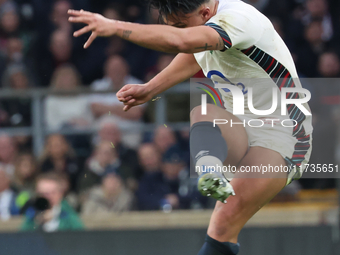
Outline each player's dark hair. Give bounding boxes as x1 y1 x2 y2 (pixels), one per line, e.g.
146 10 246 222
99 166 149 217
148 0 210 20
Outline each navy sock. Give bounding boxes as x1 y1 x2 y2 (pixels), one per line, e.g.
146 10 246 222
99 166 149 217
190 122 228 164
198 235 240 255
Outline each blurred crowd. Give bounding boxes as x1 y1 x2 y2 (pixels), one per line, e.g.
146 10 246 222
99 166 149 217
0 0 340 231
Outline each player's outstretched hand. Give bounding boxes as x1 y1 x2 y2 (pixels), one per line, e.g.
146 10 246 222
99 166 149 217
117 84 153 112
68 9 116 49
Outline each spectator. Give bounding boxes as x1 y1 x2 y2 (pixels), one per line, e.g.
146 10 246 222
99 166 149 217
318 51 340 77
0 166 19 221
13 135 32 155
11 153 37 194
45 64 93 130
145 6 160 24
91 55 142 106
145 54 174 82
103 4 126 56
37 29 74 86
81 170 134 215
32 0 98 84
6 36 22 61
136 143 163 210
153 126 177 156
308 52 340 114
94 120 142 183
288 0 334 48
77 141 121 193
78 139 139 193
1 37 23 69
10 153 37 212
120 4 160 81
160 146 197 210
0 35 36 88
49 29 72 67
137 145 205 211
0 65 32 128
296 20 326 77
90 55 144 148
39 134 80 192
50 0 73 33
2 64 32 89
303 0 334 42
94 120 121 147
8 36 31 66
21 172 84 231
0 3 18 81
138 143 161 174
0 2 20 54
0 134 17 177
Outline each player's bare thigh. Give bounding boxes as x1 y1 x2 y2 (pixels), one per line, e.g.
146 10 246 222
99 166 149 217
190 104 248 167
207 146 287 243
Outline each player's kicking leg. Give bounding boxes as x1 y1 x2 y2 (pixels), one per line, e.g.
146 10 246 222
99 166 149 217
190 104 248 203
190 104 287 255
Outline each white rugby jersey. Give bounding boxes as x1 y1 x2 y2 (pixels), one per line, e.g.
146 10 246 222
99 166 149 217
194 0 312 139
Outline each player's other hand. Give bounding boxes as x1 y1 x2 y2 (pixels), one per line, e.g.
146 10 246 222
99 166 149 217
68 9 116 49
117 84 153 112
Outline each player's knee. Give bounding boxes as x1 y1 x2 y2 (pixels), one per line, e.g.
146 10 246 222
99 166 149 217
190 104 215 123
190 105 203 122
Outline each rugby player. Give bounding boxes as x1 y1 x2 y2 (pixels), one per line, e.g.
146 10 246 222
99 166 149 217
69 1 313 254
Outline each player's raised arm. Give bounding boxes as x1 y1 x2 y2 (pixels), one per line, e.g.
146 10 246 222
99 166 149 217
116 53 201 111
68 9 224 53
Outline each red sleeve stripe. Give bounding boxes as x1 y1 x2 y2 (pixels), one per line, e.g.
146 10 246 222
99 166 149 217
205 22 232 49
